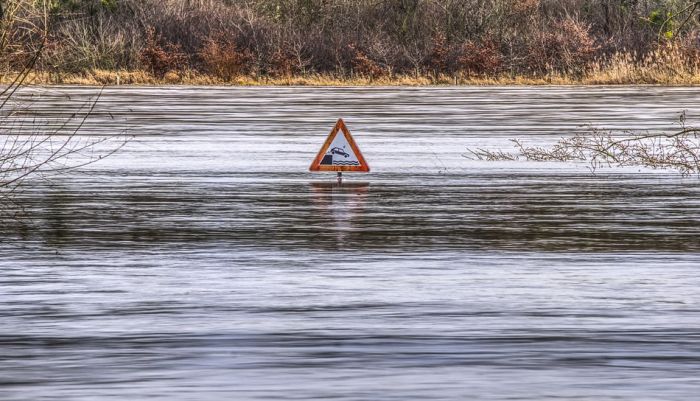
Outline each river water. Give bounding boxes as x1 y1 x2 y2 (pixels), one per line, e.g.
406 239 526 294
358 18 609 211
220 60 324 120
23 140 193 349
2 86 700 400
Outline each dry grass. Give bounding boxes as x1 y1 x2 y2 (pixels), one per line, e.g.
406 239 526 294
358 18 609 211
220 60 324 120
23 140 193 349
584 46 700 85
3 47 700 87
0 69 535 86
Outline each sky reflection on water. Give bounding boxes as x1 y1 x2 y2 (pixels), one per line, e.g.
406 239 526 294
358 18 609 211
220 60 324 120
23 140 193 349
2 86 700 400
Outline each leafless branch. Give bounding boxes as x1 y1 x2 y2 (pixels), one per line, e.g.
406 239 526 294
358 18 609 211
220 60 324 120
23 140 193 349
467 115 700 177
1 1 130 210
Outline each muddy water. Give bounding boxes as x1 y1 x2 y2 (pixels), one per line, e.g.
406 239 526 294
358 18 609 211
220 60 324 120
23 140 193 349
2 86 700 400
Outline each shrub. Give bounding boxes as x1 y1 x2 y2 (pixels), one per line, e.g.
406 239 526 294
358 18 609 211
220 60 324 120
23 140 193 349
199 33 253 81
527 17 598 75
457 39 503 76
348 44 385 79
268 48 297 77
43 18 139 73
676 30 700 64
427 32 449 76
140 26 187 77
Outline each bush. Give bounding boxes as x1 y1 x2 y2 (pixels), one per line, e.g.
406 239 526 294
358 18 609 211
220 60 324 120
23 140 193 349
42 18 139 72
348 44 385 79
199 33 253 81
457 39 503 76
267 48 297 77
140 26 188 77
526 17 598 75
427 32 449 76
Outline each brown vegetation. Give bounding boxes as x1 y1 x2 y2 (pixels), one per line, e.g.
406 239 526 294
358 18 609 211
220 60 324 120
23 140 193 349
199 33 253 81
140 27 188 78
1 0 700 85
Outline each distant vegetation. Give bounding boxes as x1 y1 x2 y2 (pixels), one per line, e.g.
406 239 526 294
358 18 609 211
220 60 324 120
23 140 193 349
2 0 700 84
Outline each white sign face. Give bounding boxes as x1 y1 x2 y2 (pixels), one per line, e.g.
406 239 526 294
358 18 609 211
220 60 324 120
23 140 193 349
319 131 361 167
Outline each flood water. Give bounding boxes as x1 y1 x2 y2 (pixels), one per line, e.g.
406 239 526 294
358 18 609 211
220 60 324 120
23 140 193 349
2 86 700 400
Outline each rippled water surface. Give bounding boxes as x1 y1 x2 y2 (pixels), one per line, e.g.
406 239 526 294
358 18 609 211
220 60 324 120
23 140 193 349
2 86 700 400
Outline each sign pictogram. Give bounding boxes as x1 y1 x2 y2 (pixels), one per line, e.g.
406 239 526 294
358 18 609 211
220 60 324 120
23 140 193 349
309 119 370 172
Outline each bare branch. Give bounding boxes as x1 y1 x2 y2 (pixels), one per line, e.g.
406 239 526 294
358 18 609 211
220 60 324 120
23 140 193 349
467 115 700 177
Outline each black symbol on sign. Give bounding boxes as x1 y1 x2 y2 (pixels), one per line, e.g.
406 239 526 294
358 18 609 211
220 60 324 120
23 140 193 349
331 147 349 158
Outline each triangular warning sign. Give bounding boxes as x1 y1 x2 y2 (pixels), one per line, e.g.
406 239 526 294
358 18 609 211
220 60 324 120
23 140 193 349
309 119 370 172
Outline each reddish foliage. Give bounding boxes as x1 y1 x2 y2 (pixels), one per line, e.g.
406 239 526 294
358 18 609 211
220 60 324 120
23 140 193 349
348 44 385 78
140 27 187 77
457 39 503 76
427 32 449 75
268 49 297 77
199 33 253 80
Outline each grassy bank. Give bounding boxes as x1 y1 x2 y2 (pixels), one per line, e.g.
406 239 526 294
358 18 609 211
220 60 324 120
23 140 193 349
6 56 700 87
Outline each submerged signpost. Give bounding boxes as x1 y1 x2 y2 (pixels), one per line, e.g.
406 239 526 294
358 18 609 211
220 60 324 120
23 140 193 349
309 119 370 185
